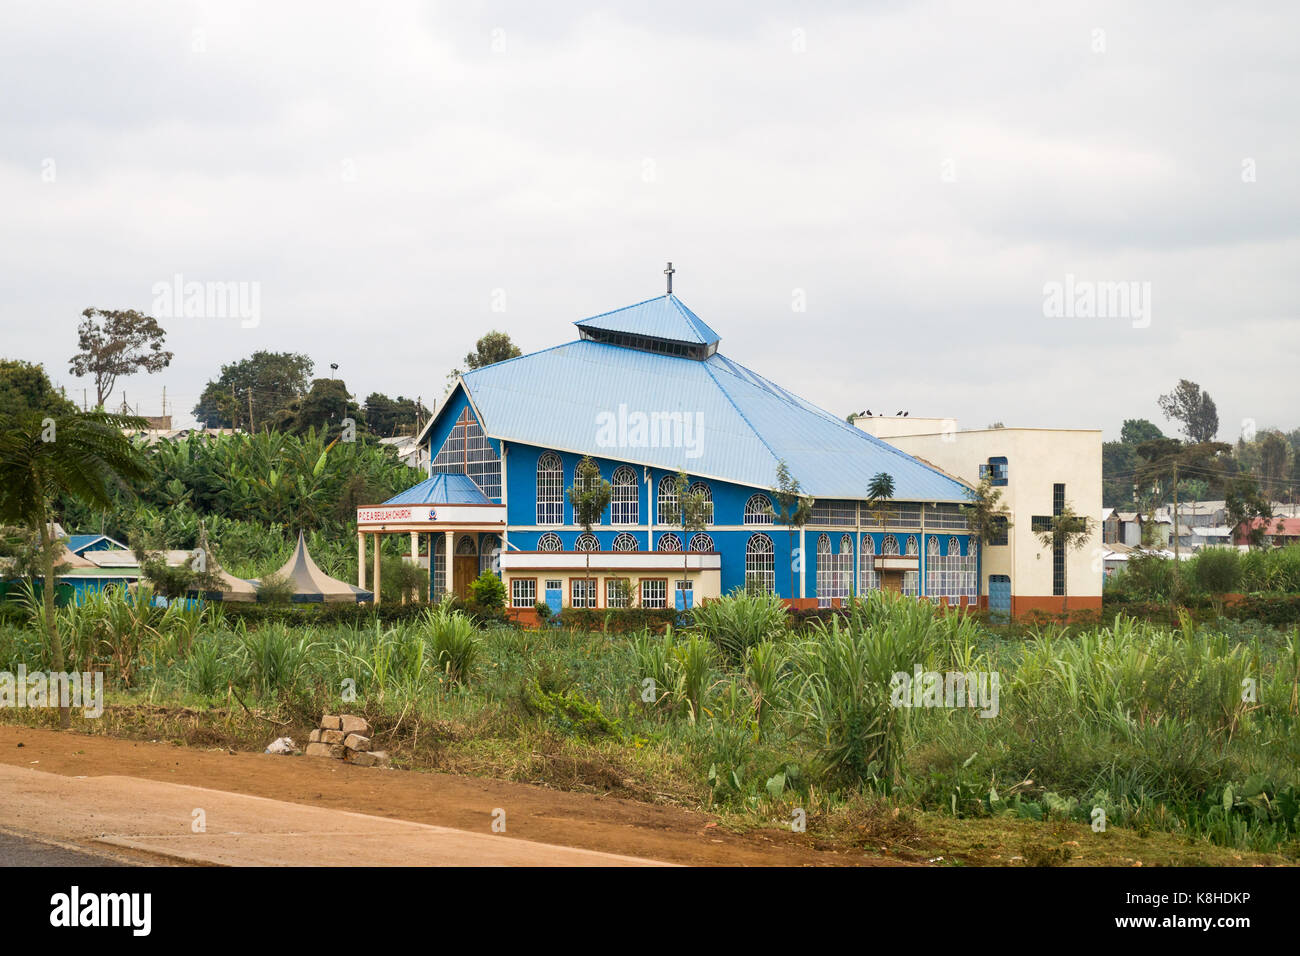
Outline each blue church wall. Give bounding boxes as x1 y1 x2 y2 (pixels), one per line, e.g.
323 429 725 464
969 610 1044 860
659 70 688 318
421 431 975 602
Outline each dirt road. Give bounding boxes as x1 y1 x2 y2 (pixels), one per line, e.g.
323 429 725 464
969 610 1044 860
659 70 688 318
0 726 896 866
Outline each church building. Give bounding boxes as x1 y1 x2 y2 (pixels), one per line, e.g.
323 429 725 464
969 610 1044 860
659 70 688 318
357 275 979 618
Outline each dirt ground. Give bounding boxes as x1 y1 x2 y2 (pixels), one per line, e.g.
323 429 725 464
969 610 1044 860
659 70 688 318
0 725 905 866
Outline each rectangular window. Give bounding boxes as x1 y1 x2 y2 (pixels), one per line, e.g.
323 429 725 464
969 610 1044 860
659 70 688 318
809 500 857 526
990 516 1008 546
605 578 630 609
978 457 1009 487
1052 483 1066 596
571 578 598 609
641 578 667 609
510 578 537 608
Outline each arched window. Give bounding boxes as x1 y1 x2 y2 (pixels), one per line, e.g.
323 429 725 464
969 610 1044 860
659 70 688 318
688 481 713 524
456 535 477 555
657 475 677 523
612 532 639 552
688 533 714 552
816 534 833 608
745 533 775 594
902 535 920 596
611 466 638 525
432 534 447 600
656 532 682 552
744 494 774 525
840 534 854 601
575 533 599 552
926 536 942 598
860 534 878 592
537 532 562 552
881 534 899 555
479 534 500 575
959 536 978 601
537 453 563 525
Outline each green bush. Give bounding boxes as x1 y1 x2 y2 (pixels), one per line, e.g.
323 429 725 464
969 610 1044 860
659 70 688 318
691 588 789 665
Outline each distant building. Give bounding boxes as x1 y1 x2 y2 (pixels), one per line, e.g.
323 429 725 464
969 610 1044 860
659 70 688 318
854 417 1103 617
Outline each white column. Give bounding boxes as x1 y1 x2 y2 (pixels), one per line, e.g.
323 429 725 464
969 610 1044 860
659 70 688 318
372 533 382 606
798 526 806 600
410 531 420 603
357 531 365 590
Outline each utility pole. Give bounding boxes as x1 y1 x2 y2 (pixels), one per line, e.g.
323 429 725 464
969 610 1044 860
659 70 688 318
1172 460 1180 563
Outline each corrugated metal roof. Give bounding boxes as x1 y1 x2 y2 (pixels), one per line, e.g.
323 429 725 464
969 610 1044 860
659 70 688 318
384 473 491 505
458 328 972 502
574 295 721 346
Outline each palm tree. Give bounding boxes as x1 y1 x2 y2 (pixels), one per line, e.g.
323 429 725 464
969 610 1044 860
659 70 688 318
866 472 895 531
0 410 147 727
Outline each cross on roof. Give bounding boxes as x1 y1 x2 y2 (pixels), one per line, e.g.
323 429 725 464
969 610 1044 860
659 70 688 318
664 261 674 294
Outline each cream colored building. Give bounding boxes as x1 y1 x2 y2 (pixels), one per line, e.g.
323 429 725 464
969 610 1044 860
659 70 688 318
853 417 1103 616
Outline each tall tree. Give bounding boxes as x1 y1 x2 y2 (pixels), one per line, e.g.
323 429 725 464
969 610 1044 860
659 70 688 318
193 351 313 429
566 456 611 596
1120 418 1164 445
1157 379 1219 443
0 359 77 418
1226 475 1274 548
363 393 423 437
1033 501 1095 615
659 470 711 608
771 460 813 599
0 410 148 727
448 331 522 385
69 309 174 409
961 476 1012 549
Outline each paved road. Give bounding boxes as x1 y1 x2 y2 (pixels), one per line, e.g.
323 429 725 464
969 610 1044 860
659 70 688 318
0 830 132 867
0 764 670 867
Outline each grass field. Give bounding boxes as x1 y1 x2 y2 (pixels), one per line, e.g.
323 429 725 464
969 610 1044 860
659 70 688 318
1 587 1297 864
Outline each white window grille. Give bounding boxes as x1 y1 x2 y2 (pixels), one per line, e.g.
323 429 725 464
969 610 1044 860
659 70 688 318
860 534 878 592
611 466 639 524
641 579 667 609
816 533 832 608
810 499 856 526
431 406 502 499
456 535 477 556
571 578 597 608
881 534 900 555
688 481 713 524
903 535 920 597
612 532 639 552
606 578 631 608
745 533 775 594
657 475 677 523
656 533 682 552
744 494 774 525
688 533 714 552
479 534 499 575
537 532 562 552
510 579 536 608
536 452 563 525
575 533 599 552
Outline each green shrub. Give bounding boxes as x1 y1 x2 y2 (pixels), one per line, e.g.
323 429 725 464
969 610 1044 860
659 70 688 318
690 588 788 664
422 604 479 683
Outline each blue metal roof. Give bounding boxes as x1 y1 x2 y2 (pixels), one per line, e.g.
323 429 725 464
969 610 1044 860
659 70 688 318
574 295 721 347
383 473 492 505
456 308 972 501
66 534 126 554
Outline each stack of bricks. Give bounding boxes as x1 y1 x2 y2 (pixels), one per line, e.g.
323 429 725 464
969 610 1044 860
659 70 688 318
305 714 390 768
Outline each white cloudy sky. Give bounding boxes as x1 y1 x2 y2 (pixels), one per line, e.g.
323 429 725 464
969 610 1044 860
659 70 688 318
2 0 1297 439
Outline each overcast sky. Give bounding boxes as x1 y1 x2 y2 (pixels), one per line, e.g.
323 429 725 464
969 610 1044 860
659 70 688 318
3 0 1296 440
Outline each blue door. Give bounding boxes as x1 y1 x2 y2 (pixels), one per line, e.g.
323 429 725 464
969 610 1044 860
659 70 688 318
675 582 694 611
988 575 1011 616
544 580 563 616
